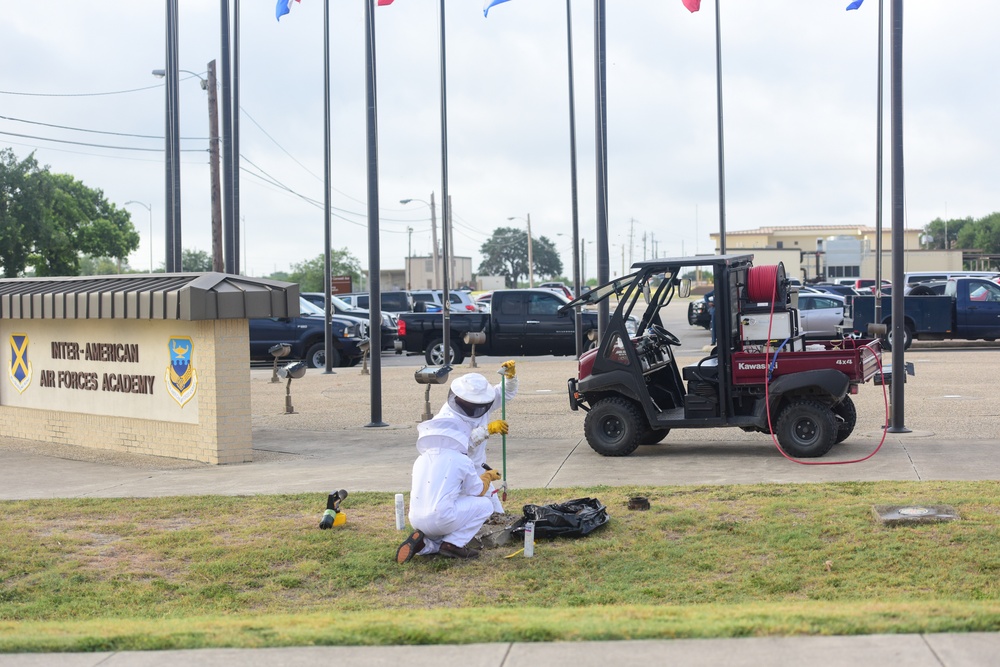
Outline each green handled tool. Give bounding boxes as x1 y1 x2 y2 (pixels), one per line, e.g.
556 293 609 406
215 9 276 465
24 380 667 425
498 368 508 501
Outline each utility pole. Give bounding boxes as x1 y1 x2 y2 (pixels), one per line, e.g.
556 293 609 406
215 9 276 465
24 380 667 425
527 213 534 288
628 217 636 267
207 60 224 272
448 194 455 288
406 226 413 289
429 192 440 289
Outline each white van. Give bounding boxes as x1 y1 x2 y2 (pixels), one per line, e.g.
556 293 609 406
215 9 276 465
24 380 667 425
904 271 1000 286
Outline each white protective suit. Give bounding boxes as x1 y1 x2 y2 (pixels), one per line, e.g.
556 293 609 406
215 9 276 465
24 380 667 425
434 373 517 511
408 416 494 556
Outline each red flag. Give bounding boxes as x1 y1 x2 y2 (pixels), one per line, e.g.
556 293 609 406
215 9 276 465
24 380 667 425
378 0 394 5
682 0 701 12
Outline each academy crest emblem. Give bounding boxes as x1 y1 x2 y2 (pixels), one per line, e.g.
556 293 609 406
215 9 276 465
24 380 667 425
8 333 32 394
165 336 198 407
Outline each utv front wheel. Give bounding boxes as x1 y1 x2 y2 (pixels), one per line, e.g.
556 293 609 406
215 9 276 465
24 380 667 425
832 395 857 444
775 399 837 458
584 397 643 457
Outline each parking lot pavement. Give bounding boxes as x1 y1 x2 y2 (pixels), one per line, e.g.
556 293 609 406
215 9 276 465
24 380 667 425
3 346 1000 500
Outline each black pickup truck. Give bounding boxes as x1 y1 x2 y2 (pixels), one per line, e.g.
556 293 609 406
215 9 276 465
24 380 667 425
397 288 602 365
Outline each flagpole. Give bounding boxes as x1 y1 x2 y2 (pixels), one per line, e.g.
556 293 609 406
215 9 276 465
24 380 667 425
439 0 452 366
364 0 386 426
873 0 884 327
566 0 582 357
594 0 610 337
714 0 727 254
322 0 335 374
888 0 908 432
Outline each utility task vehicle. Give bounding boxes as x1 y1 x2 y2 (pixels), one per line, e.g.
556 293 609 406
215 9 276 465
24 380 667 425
563 255 883 459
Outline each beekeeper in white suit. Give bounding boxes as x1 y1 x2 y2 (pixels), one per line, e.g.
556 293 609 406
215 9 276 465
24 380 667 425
396 414 505 562
434 362 518 511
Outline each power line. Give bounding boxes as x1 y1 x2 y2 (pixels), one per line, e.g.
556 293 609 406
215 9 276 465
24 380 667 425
0 130 205 153
0 114 206 141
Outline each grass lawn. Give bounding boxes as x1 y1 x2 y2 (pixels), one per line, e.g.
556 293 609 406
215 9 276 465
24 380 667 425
1 481 998 652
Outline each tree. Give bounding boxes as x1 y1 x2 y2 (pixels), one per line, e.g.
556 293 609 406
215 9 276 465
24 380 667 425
282 249 362 292
0 152 137 276
0 149 140 277
181 249 213 272
478 227 564 287
924 216 973 250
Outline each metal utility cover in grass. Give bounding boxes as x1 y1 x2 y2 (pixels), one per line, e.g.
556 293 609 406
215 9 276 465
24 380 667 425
873 505 959 526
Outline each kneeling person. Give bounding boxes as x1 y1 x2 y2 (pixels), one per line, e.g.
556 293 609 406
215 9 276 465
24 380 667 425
397 415 504 563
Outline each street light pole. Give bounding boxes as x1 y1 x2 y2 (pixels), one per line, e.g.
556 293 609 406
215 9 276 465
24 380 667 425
125 201 153 272
400 196 440 288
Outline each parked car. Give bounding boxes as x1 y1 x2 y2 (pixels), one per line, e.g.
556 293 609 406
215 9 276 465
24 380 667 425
809 283 859 298
409 289 478 314
474 291 493 313
540 281 574 299
339 291 412 315
249 297 365 369
795 292 847 339
301 292 398 351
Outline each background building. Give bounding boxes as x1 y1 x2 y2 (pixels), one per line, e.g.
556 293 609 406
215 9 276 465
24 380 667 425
709 225 963 282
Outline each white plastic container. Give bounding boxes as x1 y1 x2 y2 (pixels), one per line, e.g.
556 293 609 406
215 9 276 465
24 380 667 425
523 521 535 558
394 493 405 530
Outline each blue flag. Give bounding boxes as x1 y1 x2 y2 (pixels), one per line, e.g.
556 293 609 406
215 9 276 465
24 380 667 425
484 0 512 18
276 0 298 22
846 0 864 10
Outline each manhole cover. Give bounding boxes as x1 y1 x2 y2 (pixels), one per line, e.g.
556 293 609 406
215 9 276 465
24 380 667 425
874 504 959 526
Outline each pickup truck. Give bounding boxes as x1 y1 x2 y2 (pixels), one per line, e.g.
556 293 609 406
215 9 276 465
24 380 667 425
249 297 366 368
850 277 1000 349
397 288 602 365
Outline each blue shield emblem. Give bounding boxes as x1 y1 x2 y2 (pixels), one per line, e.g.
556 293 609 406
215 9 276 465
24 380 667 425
166 336 198 407
8 333 32 394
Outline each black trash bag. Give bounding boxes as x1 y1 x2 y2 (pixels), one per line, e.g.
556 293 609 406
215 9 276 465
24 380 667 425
510 497 609 538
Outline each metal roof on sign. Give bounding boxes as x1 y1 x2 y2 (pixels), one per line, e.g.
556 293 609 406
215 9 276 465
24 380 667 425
0 273 300 321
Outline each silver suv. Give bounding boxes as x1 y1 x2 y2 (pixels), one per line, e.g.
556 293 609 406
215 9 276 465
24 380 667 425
409 289 477 313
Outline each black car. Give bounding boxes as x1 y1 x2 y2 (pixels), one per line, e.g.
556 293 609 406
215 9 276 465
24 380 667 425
301 292 398 350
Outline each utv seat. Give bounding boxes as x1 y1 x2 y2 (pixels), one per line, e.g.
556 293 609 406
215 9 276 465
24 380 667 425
683 355 719 383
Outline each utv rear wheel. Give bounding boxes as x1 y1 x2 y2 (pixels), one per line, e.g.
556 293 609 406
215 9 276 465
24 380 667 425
638 428 670 445
832 395 857 444
775 399 837 458
584 397 643 457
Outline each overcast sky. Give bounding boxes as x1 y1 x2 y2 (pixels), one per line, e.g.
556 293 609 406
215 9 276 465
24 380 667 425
3 1 997 280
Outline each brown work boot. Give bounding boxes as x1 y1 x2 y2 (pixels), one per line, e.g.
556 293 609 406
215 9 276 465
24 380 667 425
396 530 426 564
439 541 480 559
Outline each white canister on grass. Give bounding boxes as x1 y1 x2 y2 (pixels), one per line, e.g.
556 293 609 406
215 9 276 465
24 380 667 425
394 493 405 530
523 521 535 557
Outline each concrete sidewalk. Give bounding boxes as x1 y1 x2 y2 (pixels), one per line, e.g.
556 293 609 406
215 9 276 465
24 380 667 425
1 633 998 666
2 352 998 665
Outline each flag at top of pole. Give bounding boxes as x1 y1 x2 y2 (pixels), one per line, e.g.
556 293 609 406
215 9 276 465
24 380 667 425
846 0 865 9
484 0 512 17
682 0 701 12
275 0 299 21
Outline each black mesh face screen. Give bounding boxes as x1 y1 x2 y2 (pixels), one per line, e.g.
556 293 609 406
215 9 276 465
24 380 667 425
452 393 492 418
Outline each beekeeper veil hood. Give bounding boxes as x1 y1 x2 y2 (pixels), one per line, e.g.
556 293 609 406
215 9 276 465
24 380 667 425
447 373 495 419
